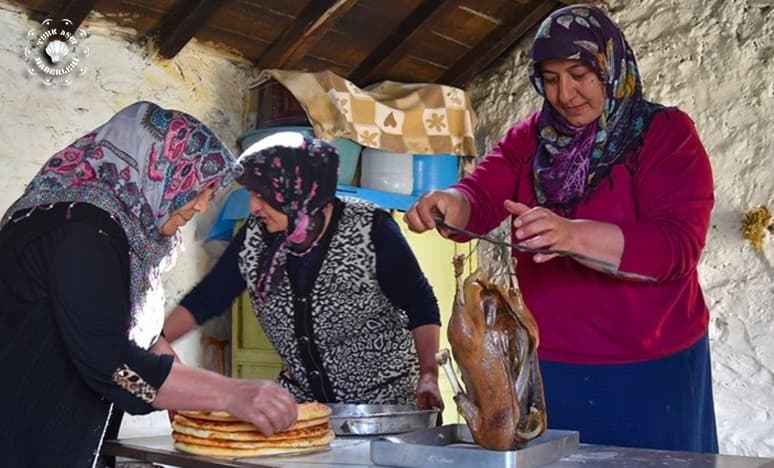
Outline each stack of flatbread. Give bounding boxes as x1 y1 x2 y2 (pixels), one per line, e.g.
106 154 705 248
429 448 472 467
172 402 334 458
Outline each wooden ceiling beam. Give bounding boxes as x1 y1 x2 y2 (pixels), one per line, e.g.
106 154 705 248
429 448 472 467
51 0 97 33
256 0 359 70
440 0 559 88
348 0 462 86
158 0 225 59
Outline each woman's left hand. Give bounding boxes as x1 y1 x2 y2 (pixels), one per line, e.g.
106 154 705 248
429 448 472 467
504 200 625 272
415 372 444 411
505 200 578 263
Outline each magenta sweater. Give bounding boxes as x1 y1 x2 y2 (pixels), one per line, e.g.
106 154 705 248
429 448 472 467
453 108 714 364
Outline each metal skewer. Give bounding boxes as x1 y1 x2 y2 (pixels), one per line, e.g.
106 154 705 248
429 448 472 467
434 218 657 282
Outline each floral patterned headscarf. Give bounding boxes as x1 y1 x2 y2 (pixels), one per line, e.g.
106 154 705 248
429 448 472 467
528 5 664 212
236 131 339 305
1 101 240 347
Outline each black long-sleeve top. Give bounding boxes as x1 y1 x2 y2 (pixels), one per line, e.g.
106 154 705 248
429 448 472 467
182 202 440 329
0 203 173 467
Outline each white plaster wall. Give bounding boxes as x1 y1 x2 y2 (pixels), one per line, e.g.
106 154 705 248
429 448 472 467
468 0 774 457
0 3 255 437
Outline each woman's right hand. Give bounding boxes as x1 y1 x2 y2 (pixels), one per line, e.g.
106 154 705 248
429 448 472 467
154 364 297 434
404 188 470 236
223 379 298 435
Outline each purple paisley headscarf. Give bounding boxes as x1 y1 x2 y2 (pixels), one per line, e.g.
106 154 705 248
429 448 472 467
1 101 240 347
528 5 663 212
236 131 338 305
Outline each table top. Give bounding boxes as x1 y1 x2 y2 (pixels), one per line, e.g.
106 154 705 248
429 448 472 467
103 434 774 468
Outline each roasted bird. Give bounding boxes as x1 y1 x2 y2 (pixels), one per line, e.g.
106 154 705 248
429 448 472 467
437 255 547 450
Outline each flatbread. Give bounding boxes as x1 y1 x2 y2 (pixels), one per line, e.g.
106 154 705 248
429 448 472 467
171 421 330 441
178 401 331 423
172 429 334 449
173 441 328 458
173 414 329 432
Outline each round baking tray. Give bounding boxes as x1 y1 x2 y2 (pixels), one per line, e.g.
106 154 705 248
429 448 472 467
328 403 440 436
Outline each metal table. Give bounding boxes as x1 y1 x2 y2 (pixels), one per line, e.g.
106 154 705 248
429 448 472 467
102 434 774 468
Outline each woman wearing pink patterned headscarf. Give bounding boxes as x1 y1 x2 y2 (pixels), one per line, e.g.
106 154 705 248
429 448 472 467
164 131 444 412
0 102 298 467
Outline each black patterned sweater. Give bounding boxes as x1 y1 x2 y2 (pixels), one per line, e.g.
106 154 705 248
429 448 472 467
182 197 440 403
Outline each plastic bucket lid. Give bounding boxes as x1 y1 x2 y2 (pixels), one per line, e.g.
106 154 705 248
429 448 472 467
361 148 413 195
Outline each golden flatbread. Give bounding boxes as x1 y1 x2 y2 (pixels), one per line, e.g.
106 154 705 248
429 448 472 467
171 421 330 441
172 402 333 459
172 429 334 449
173 414 329 432
178 401 331 423
173 441 328 458
176 410 240 422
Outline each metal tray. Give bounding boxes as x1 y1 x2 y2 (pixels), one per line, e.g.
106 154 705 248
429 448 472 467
328 403 440 436
370 424 579 468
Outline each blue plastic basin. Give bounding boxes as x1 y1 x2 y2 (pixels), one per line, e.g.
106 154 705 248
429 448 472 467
412 154 459 196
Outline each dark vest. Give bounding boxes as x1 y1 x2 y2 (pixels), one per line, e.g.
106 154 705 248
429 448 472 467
239 198 418 404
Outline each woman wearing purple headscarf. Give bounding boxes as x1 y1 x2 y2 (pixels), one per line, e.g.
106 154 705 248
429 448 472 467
163 131 444 411
0 102 297 467
405 5 716 452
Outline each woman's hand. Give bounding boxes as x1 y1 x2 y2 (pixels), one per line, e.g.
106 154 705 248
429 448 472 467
505 200 578 263
222 379 298 435
505 200 624 270
415 372 444 412
154 365 298 435
404 188 470 237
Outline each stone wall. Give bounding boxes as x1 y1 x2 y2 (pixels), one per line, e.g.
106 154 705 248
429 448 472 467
467 0 774 456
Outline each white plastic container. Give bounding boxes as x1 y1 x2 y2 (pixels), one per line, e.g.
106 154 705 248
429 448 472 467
360 148 413 195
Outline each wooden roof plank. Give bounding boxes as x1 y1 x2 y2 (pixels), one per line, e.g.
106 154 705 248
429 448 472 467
206 2 292 43
158 0 225 59
11 0 561 86
384 54 447 83
349 0 465 85
440 0 559 87
54 0 97 33
256 0 360 70
196 26 271 61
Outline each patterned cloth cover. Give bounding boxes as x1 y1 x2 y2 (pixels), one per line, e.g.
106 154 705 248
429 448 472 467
259 69 479 157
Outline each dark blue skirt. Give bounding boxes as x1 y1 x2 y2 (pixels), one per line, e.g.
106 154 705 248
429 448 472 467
539 334 718 453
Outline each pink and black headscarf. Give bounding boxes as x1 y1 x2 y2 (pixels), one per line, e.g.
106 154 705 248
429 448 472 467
528 5 664 213
236 132 339 304
2 101 240 347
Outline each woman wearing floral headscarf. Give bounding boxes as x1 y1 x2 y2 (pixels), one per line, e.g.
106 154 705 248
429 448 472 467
406 5 717 452
0 102 298 467
164 131 444 411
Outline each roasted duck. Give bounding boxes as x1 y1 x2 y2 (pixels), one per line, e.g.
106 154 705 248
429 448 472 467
437 255 547 450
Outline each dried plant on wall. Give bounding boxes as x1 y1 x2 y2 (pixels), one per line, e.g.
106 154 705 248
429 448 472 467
741 206 772 252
